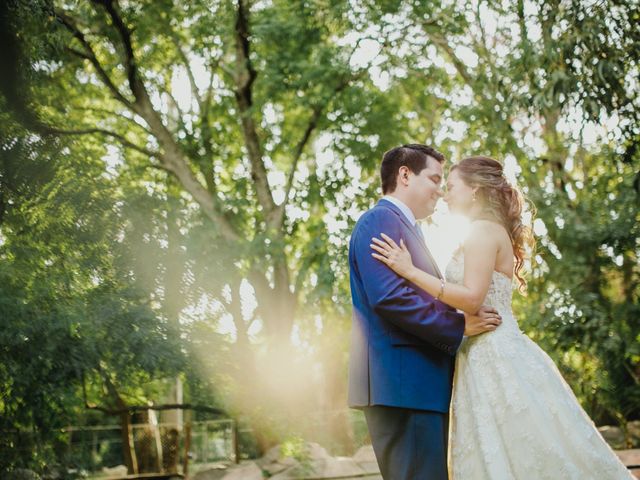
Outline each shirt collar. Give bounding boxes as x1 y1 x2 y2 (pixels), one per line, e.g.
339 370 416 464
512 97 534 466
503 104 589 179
382 195 417 226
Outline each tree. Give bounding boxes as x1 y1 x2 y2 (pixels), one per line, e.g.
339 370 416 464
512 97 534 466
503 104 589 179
8 0 411 451
0 107 188 473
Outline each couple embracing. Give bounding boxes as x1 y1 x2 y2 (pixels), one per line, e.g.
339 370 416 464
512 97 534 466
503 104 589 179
347 144 632 479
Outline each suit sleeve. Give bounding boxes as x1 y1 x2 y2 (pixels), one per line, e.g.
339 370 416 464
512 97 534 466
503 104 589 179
352 209 465 354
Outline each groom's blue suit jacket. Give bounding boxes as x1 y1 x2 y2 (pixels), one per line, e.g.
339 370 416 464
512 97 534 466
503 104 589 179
348 198 465 412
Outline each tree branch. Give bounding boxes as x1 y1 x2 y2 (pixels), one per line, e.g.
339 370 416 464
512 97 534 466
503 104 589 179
51 13 238 241
163 88 187 132
426 32 474 85
198 59 226 197
73 105 153 135
276 73 361 227
55 10 133 108
91 0 141 100
86 0 240 242
42 126 158 157
168 28 202 108
202 59 219 122
233 0 276 221
226 275 250 348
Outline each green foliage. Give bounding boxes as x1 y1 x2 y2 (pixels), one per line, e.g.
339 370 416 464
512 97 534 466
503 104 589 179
0 113 185 472
1 0 639 470
279 436 312 472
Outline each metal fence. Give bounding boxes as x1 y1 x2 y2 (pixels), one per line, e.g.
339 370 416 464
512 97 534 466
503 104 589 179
63 419 236 476
11 410 369 477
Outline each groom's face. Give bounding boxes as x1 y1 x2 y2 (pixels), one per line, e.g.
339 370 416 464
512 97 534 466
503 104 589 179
405 155 444 219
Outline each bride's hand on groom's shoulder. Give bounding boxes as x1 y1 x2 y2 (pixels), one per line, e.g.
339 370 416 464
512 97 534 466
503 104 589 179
370 233 416 279
463 306 502 336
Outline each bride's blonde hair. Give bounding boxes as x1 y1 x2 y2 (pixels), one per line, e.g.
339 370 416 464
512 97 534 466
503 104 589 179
451 156 536 293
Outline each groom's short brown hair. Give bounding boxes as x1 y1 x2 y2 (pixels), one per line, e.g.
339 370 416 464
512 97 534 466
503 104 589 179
380 144 446 194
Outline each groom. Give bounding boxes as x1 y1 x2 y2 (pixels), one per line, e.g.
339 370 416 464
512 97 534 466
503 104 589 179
348 144 501 479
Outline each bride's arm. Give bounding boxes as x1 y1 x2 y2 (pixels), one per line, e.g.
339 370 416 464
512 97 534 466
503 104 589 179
371 222 498 314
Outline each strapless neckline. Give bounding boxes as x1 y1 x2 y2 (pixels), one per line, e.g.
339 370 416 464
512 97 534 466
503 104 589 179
445 251 515 321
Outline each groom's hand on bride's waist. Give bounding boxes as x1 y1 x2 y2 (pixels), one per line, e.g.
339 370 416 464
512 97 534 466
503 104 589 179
463 306 502 336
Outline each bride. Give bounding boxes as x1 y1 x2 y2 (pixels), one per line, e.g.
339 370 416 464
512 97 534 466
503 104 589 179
370 156 633 479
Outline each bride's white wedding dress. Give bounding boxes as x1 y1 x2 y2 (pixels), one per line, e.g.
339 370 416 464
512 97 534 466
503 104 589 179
446 251 633 479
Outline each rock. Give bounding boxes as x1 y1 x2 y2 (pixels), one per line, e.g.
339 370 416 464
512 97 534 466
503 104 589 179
270 457 366 479
100 465 128 477
310 457 367 477
41 465 64 480
236 441 382 479
352 445 376 462
6 470 41 480
599 425 626 449
256 441 331 476
306 442 331 461
258 442 329 464
258 444 285 466
220 462 263 480
260 457 297 477
352 445 380 473
629 421 640 447
192 467 228 480
255 445 298 476
192 462 261 480
600 422 640 449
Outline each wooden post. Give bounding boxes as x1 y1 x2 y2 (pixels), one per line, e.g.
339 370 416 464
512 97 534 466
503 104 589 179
203 423 209 463
232 419 239 464
149 409 164 473
92 430 98 470
121 411 139 474
183 417 191 477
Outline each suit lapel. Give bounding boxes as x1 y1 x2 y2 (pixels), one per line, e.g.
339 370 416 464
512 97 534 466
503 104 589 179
376 199 443 279
415 227 444 279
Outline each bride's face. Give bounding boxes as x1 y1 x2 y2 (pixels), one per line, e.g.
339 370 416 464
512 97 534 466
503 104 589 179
445 168 476 214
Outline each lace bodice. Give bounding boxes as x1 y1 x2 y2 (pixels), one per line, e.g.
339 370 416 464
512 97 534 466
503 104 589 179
445 250 522 338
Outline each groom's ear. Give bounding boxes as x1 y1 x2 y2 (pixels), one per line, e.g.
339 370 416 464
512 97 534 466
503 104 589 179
398 166 410 186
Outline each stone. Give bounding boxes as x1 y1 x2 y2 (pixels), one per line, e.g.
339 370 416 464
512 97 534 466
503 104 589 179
352 445 376 463
310 457 367 477
220 462 263 480
260 457 297 477
100 465 128 477
256 441 331 476
599 425 626 449
352 444 380 474
270 457 366 479
192 467 228 480
255 445 298 476
306 442 331 461
629 421 640 447
6 469 41 480
600 422 640 449
257 444 284 466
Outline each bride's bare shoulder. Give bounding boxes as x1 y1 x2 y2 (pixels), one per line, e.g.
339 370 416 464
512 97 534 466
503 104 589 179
466 219 511 250
468 219 504 238
463 220 504 251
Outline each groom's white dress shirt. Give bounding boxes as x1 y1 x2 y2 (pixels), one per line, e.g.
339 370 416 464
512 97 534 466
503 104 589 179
382 195 418 227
